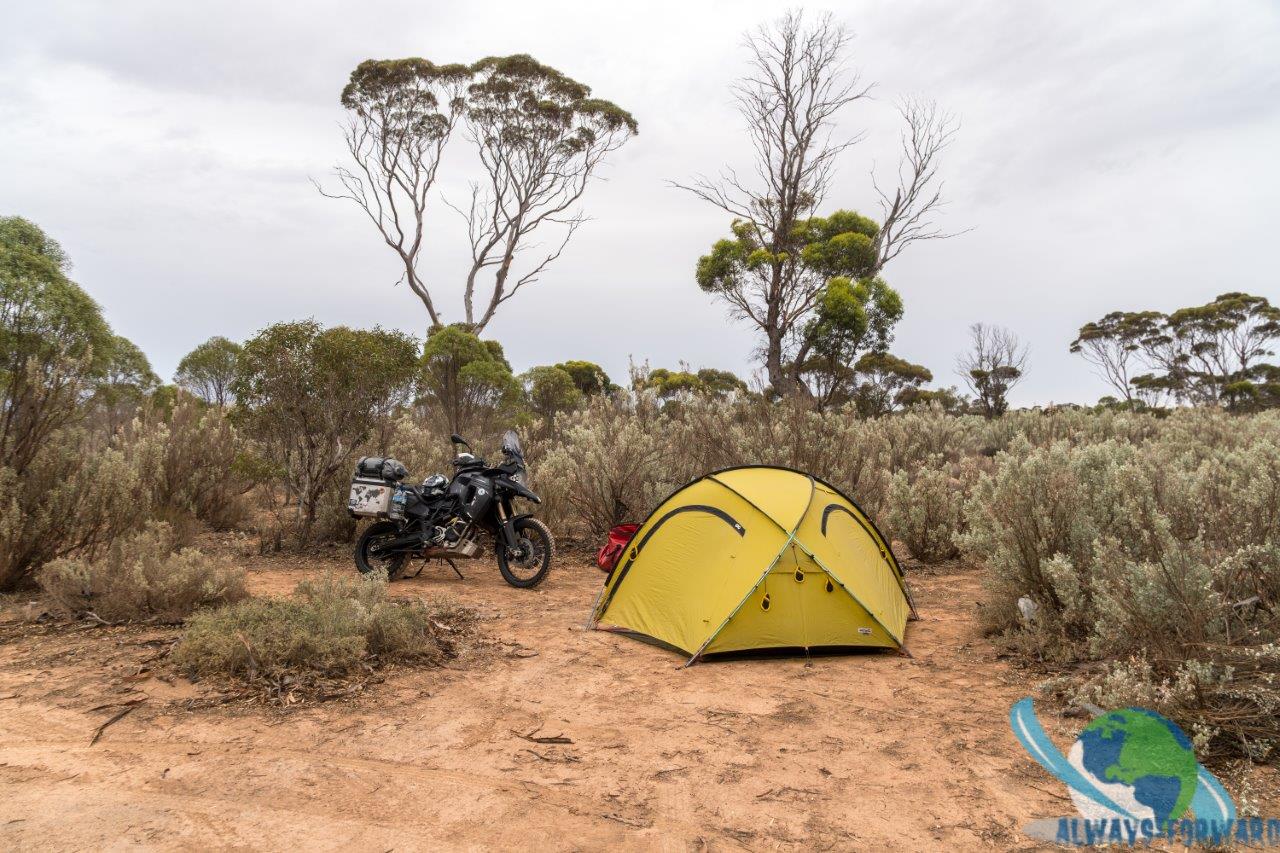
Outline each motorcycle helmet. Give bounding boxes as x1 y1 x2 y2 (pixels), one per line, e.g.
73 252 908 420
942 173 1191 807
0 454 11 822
423 473 447 492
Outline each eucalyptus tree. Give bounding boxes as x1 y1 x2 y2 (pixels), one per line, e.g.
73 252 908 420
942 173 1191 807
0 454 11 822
0 216 113 474
322 55 636 333
675 11 959 394
554 360 614 396
232 321 418 540
417 325 521 435
175 336 242 408
1164 292 1280 407
1070 311 1166 405
957 323 1028 419
850 352 933 417
318 59 471 328
1072 294 1279 408
794 275 903 410
453 55 637 331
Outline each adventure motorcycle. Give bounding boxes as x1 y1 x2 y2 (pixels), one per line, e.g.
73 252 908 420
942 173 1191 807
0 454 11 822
347 430 554 588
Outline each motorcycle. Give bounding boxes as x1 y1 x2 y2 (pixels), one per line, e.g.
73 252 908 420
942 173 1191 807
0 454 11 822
347 430 554 588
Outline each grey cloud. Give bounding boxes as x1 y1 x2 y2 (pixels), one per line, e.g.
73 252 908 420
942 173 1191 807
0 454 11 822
2 0 1278 407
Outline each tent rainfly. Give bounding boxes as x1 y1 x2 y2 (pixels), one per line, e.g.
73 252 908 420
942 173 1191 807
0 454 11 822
588 466 915 665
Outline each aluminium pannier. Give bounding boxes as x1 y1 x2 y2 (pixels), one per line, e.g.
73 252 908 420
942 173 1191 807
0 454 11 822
348 477 393 517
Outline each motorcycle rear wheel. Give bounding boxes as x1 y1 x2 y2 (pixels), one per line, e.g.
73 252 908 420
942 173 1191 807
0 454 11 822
355 520 409 580
496 517 554 588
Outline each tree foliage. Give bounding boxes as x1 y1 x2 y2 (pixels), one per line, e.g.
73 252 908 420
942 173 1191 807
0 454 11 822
93 334 160 429
175 336 242 408
850 351 933 417
1 216 116 473
634 366 748 401
696 210 883 396
554 360 614 396
232 321 418 539
1072 293 1280 410
794 274 903 409
417 325 521 435
522 365 583 424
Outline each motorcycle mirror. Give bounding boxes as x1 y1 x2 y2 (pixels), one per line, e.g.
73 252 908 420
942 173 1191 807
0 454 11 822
449 433 471 449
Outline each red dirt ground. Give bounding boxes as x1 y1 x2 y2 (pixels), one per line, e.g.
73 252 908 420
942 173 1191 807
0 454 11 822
1 554 1275 851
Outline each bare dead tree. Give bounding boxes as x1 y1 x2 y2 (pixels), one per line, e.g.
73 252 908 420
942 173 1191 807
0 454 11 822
957 323 1029 418
672 11 870 394
673 11 960 395
315 59 471 328
872 97 964 270
449 55 637 332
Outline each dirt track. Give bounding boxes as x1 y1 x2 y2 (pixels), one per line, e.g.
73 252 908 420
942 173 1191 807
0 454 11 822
1 555 1274 851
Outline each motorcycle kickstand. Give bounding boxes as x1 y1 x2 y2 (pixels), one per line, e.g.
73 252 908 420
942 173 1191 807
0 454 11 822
445 558 465 580
408 562 424 579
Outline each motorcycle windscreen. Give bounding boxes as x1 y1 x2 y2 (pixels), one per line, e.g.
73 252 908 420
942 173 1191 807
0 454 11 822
502 430 522 457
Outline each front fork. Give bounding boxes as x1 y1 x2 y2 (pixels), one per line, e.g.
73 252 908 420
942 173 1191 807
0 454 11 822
493 499 531 553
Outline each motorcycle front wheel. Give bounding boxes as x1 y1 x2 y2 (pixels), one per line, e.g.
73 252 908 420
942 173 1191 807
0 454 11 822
355 520 409 580
496 517 554 588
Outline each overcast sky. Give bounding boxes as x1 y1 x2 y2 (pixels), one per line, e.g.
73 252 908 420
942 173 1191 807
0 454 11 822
2 1 1278 405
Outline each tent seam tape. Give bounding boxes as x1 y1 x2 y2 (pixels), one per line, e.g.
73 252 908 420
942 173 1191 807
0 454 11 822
802 547 904 647
820 497 917 617
683 475 816 666
710 473 907 645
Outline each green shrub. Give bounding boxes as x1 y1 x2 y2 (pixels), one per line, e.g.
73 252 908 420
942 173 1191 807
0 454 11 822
38 521 246 623
1 428 155 590
145 397 257 531
172 572 474 682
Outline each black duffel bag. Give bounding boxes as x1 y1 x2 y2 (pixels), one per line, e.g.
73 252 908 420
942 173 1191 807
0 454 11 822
355 456 409 482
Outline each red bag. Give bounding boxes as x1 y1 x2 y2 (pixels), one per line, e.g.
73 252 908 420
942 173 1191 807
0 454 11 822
596 524 639 573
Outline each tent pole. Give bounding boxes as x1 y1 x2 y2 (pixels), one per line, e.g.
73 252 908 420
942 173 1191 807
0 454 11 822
683 534 801 666
682 476 818 666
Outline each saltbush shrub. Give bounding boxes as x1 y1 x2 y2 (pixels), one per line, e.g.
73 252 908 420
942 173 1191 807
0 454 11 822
38 521 246 623
539 394 674 537
172 572 474 681
962 416 1280 757
886 456 968 563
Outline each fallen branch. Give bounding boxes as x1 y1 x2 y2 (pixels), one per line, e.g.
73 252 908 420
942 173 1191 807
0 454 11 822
90 702 143 746
755 786 820 801
88 697 146 713
513 727 573 745
601 812 647 828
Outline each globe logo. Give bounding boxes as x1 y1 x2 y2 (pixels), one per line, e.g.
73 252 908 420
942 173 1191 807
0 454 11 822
1066 708 1199 825
1008 698 1256 847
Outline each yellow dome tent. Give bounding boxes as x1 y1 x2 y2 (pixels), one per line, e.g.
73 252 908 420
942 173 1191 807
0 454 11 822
588 466 915 665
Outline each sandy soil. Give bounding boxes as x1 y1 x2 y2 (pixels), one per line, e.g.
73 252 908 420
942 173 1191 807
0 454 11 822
1 554 1275 851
